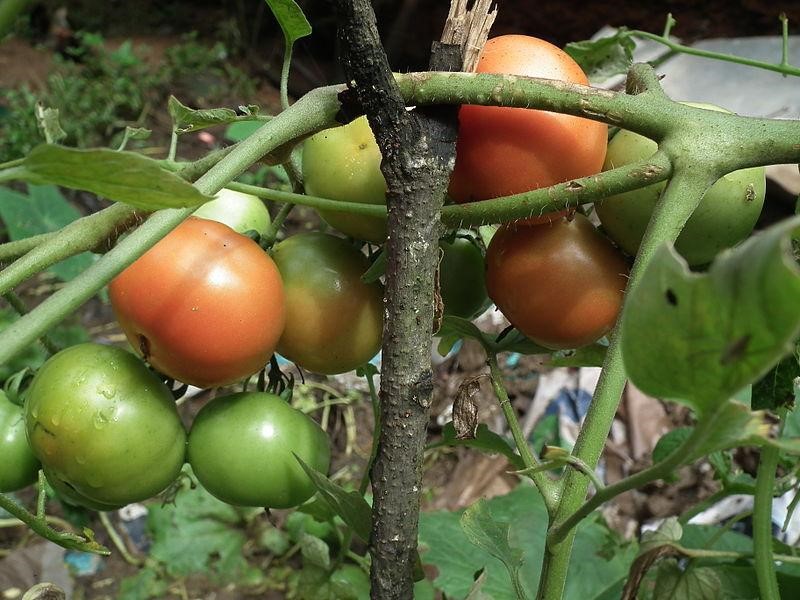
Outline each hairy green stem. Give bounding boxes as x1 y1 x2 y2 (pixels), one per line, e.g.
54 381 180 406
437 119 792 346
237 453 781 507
2 292 59 355
229 152 673 227
0 202 135 296
488 354 558 513
629 29 800 78
753 443 781 600
537 168 716 600
0 492 109 555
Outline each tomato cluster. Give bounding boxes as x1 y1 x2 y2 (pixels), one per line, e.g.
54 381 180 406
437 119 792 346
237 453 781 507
3 33 768 516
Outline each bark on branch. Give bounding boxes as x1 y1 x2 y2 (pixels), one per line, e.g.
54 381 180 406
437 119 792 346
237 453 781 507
329 0 465 597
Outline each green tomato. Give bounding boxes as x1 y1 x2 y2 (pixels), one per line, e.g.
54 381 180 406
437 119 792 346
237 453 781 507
271 232 383 375
596 103 765 266
302 116 387 243
43 467 124 512
187 392 331 508
439 234 489 320
0 390 40 492
193 188 271 236
330 565 371 600
25 343 187 506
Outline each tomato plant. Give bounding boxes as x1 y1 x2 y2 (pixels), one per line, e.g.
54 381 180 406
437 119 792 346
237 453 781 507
109 217 286 388
193 188 272 236
24 343 186 506
271 232 383 374
187 392 330 508
596 104 766 266
302 116 387 243
439 234 489 320
448 35 607 203
486 214 629 349
0 390 39 493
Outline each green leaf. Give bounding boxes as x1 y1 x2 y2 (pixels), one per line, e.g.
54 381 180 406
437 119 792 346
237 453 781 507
564 29 636 83
35 104 67 144
689 401 768 461
752 347 800 410
168 96 262 134
651 560 722 600
295 455 372 542
550 344 607 368
493 328 549 355
0 184 95 281
436 423 525 470
361 247 386 283
19 144 211 210
419 485 637 600
225 120 263 142
640 517 683 553
621 216 800 414
118 567 169 600
264 0 312 45
460 500 525 598
299 533 331 570
146 477 261 583
652 428 692 464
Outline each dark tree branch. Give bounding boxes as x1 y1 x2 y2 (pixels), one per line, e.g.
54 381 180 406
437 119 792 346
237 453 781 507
330 0 462 597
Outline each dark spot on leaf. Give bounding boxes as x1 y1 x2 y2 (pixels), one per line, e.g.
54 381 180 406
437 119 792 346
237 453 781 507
665 289 678 306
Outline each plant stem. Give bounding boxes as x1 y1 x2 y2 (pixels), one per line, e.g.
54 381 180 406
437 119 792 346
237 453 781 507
2 292 59 355
261 202 294 247
0 202 136 296
629 30 800 77
0 158 23 170
99 512 143 567
228 152 673 228
0 493 109 555
488 353 558 512
753 443 781 600
537 169 716 600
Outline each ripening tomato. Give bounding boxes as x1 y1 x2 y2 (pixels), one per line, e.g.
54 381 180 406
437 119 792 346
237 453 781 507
596 103 766 266
193 188 271 236
0 390 39 492
303 116 388 243
449 35 607 204
271 232 383 374
25 343 186 506
109 217 286 388
187 392 330 508
486 214 629 349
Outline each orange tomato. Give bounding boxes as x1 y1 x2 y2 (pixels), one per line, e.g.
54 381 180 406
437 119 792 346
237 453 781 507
486 214 628 349
109 217 286 388
449 35 607 206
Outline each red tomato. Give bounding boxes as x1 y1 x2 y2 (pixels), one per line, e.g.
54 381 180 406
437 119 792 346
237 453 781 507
449 35 607 204
486 214 628 349
109 217 286 388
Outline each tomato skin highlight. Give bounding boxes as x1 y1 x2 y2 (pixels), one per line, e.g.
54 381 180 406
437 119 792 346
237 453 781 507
24 343 186 506
271 232 383 374
109 217 286 388
0 391 40 493
187 392 331 508
486 215 629 349
449 35 607 204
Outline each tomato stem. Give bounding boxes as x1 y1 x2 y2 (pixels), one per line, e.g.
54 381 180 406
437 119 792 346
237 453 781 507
536 168 716 600
753 416 783 600
488 353 559 513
